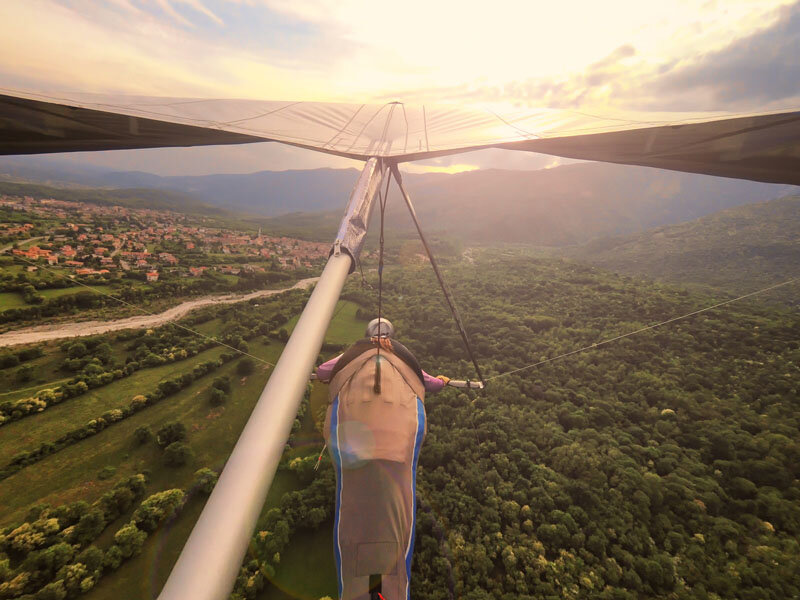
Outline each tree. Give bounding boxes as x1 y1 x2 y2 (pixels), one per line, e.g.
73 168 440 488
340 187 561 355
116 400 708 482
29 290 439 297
132 489 186 531
103 545 123 570
0 353 20 369
237 357 255 376
34 580 67 600
156 421 187 448
209 387 227 406
77 545 104 573
94 342 112 364
67 342 87 359
16 364 33 383
164 442 194 467
113 523 147 558
72 509 105 546
194 468 219 494
212 376 231 392
133 426 153 445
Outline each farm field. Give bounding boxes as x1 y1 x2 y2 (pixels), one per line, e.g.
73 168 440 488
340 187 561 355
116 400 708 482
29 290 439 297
0 285 117 312
263 526 337 600
38 285 115 299
0 291 26 310
0 346 226 467
0 296 365 599
0 338 133 402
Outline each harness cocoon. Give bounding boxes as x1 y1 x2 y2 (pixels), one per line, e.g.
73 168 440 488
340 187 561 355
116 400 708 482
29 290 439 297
325 348 426 600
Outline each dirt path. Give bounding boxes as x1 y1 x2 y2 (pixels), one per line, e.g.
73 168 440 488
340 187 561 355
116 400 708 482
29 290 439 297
0 236 45 254
0 277 318 348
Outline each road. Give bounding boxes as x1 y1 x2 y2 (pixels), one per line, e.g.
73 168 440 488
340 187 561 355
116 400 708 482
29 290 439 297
0 277 318 348
0 236 45 254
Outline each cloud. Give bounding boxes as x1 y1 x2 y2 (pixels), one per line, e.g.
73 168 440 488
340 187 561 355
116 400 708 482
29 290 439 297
377 43 641 109
375 2 800 112
516 1 800 111
653 1 800 109
2 0 797 176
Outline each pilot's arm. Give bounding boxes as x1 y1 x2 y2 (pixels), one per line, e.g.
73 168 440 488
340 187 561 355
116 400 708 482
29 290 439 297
315 354 342 383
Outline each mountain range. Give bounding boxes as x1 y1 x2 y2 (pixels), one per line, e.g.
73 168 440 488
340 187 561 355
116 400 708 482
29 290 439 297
1 156 797 246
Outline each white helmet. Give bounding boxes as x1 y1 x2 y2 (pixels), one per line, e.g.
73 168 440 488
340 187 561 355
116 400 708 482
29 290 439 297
366 318 394 338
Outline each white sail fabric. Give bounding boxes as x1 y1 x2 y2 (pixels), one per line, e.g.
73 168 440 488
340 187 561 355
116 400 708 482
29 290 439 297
1 88 799 184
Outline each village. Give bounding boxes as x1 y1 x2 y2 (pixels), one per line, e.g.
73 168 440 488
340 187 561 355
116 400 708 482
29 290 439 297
0 195 330 283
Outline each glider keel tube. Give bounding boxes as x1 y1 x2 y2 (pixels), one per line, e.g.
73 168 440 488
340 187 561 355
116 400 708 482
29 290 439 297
157 158 387 600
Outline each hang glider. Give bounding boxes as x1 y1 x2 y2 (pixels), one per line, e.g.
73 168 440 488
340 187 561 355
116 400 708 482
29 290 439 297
4 86 799 600
1 88 799 184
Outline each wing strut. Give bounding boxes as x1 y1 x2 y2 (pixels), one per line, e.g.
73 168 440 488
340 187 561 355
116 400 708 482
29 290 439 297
389 163 485 385
157 158 388 600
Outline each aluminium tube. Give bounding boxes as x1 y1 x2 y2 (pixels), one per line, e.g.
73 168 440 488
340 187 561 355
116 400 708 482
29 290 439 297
158 158 386 600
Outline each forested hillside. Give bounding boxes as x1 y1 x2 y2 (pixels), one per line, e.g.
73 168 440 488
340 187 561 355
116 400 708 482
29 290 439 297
0 182 223 216
355 254 799 600
238 253 799 600
569 195 800 304
1 252 798 600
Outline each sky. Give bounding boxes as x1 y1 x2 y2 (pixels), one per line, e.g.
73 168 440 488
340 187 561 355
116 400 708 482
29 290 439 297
1 0 799 175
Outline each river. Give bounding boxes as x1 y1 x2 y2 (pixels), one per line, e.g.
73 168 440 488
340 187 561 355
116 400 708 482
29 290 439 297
0 277 318 348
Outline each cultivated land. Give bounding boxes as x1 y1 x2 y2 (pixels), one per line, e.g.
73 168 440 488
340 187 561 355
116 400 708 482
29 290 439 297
0 293 363 600
83 302 364 600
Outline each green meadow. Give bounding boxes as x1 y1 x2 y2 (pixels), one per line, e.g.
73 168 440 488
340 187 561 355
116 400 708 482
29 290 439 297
0 291 26 310
38 284 115 299
0 346 225 466
0 285 116 311
0 298 365 599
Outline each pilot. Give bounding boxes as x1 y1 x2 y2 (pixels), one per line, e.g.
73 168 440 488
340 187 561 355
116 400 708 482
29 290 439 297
316 317 448 600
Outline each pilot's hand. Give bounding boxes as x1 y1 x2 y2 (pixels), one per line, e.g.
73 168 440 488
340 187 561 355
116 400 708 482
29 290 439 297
435 375 451 385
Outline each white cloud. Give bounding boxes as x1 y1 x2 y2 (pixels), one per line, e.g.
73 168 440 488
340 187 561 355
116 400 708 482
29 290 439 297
1 0 797 175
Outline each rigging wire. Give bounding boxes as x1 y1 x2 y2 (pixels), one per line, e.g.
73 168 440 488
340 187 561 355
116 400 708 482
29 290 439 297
373 170 392 393
389 163 486 385
4 253 278 367
485 277 799 382
330 299 348 322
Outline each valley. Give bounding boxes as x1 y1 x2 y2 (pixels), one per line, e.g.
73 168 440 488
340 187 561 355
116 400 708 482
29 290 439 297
0 169 798 600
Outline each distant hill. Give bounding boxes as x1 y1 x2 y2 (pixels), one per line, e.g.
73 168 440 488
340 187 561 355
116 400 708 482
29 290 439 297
96 168 362 215
95 163 798 243
131 164 798 246
1 158 797 245
568 195 800 303
0 181 225 216
390 163 797 245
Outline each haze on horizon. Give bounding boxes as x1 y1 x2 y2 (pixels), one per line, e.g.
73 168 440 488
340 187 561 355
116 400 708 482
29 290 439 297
1 0 799 176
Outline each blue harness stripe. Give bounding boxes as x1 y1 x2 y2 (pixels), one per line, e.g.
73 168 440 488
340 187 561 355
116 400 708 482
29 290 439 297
330 394 344 599
404 396 426 600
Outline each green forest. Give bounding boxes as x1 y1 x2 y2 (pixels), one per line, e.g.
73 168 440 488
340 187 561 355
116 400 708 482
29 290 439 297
382 254 800 599
231 252 800 600
0 250 798 600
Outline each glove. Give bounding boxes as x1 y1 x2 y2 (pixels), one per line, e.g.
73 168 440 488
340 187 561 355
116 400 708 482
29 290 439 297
435 375 451 385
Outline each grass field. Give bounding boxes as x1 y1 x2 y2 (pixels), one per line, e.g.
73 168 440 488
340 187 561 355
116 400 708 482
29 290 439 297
0 299 366 599
0 285 116 311
0 341 69 395
0 346 226 466
287 300 365 347
264 525 338 600
0 341 256 525
38 284 114 299
0 337 134 403
0 291 26 310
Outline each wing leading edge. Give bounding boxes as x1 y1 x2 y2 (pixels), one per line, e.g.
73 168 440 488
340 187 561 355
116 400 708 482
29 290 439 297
1 88 799 185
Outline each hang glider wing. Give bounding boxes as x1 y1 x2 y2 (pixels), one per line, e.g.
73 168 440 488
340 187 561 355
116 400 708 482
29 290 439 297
1 88 799 184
